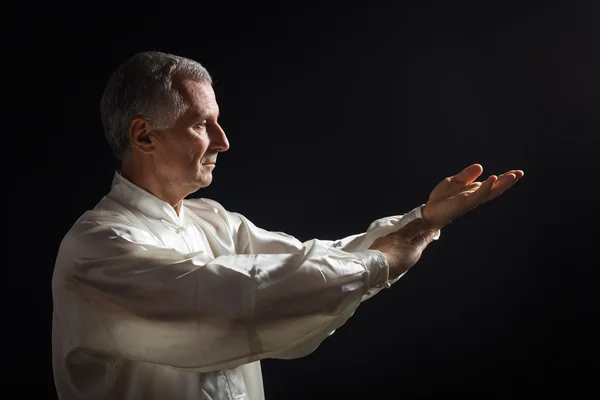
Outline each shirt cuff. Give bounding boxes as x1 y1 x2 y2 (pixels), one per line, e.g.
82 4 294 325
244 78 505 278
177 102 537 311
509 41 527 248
354 249 393 291
407 205 440 240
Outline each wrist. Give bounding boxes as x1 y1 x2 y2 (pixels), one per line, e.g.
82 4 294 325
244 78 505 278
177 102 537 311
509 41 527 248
420 203 447 232
421 203 435 225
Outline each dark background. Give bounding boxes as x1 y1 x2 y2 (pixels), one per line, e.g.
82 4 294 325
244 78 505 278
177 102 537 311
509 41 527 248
5 0 599 398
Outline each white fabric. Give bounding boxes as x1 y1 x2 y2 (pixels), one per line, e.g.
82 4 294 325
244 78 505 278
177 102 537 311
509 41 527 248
52 171 428 399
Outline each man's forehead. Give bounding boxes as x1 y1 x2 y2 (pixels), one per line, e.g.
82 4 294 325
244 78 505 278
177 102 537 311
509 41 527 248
174 75 218 116
174 76 215 100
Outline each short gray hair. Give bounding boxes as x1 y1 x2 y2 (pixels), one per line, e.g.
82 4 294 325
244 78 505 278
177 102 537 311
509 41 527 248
100 51 212 161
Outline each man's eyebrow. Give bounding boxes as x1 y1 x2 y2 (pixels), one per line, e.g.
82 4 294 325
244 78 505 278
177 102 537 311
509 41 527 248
187 108 219 124
187 109 205 122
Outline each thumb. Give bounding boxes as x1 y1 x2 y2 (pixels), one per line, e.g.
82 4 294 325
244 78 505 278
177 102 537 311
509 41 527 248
453 163 483 184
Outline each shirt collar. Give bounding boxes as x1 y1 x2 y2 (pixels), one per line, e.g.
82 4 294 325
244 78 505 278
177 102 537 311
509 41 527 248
108 171 185 226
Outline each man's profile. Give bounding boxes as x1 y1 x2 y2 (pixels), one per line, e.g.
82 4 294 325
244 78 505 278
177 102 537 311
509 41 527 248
51 51 523 399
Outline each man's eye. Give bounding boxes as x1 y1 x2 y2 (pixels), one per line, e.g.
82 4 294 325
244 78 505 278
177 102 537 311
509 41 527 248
195 121 207 129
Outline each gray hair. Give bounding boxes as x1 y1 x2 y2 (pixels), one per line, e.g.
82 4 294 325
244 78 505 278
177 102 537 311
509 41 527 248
100 51 212 161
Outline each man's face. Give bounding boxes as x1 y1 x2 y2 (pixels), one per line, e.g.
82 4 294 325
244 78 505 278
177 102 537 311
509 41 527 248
152 76 229 192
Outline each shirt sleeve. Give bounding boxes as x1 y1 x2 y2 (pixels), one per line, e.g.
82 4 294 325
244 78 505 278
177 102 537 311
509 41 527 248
53 204 435 373
223 201 439 300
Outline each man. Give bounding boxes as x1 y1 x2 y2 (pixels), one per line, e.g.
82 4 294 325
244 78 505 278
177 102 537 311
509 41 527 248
52 51 523 400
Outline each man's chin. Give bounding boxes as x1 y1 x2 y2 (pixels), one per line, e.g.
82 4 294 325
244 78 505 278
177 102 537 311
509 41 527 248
195 173 213 189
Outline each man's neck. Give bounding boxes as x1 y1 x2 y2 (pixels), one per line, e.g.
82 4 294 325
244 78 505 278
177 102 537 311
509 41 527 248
120 160 184 215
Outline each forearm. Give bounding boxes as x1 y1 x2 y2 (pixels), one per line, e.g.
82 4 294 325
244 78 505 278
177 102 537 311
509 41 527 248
62 236 390 372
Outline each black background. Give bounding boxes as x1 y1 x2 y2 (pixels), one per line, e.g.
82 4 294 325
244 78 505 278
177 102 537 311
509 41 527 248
5 0 599 398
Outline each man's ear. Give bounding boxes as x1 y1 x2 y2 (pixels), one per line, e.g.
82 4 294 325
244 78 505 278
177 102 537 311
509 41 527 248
129 117 157 155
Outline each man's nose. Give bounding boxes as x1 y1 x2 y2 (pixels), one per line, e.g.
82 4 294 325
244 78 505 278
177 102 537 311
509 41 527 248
210 122 229 152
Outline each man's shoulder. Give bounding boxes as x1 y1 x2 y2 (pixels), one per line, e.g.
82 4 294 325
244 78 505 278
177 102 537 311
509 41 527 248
65 196 144 239
78 196 138 226
78 208 135 226
63 209 135 240
59 206 156 258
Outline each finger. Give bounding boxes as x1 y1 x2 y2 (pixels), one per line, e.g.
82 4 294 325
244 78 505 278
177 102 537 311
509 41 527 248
395 219 437 249
464 175 497 208
454 181 482 194
409 228 438 250
491 171 518 193
434 180 482 203
452 163 483 184
497 169 523 181
484 173 517 202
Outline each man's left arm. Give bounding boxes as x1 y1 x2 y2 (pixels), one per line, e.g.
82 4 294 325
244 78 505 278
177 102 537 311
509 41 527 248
194 199 437 300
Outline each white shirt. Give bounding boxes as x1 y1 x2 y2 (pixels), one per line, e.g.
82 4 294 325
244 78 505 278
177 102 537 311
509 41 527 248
52 171 427 400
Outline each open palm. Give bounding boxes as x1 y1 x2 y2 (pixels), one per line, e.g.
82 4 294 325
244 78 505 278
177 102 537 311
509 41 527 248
422 164 524 228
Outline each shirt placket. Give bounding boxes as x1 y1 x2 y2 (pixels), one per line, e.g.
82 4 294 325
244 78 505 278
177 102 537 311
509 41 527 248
160 219 193 253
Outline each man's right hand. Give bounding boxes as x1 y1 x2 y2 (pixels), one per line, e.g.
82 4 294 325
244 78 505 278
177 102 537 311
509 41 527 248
369 218 438 279
422 164 523 229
